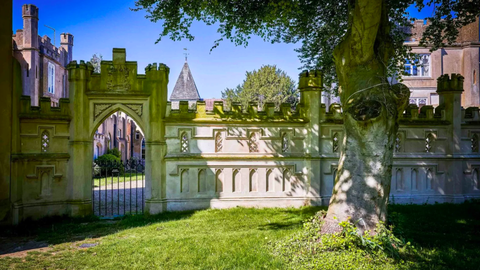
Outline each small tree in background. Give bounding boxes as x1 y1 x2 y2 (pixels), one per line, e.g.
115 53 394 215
90 53 103 73
221 65 298 109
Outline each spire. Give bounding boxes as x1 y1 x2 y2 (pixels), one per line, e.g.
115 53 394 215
170 61 201 101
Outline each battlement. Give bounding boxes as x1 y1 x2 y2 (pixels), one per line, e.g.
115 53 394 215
298 70 322 89
145 62 170 73
22 4 38 18
60 33 74 45
67 60 94 71
166 100 302 122
437 73 464 92
19 96 70 120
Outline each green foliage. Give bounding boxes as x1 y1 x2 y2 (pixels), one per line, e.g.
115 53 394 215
221 65 298 109
106 148 121 158
94 154 124 174
132 0 480 96
272 210 416 268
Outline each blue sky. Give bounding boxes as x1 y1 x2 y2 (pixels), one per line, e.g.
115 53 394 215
12 0 432 99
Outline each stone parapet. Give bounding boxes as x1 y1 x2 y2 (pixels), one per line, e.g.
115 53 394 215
19 95 70 120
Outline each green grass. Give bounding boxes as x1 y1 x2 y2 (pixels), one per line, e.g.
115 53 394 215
93 173 145 187
0 201 479 269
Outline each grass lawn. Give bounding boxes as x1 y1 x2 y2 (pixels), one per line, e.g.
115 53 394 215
0 201 479 269
93 173 145 187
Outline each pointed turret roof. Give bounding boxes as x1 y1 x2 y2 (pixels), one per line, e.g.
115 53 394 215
170 61 201 101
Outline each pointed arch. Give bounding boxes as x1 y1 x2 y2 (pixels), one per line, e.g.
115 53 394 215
249 169 258 192
396 168 403 191
426 168 433 190
411 168 418 191
282 169 291 192
90 104 147 139
198 169 207 193
215 169 223 193
181 169 189 193
266 169 274 192
233 169 241 192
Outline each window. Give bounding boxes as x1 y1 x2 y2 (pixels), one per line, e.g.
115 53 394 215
48 62 55 94
26 63 29 77
215 132 223 153
332 132 339 153
472 134 479 152
425 133 435 153
409 97 428 106
180 132 189 153
281 133 289 153
141 138 145 159
248 132 259 153
135 131 140 140
118 129 121 138
41 130 49 152
474 70 477 85
404 54 430 77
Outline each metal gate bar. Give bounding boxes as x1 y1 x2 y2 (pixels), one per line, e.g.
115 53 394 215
92 159 145 217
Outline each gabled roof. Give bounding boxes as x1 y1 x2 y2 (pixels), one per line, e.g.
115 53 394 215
170 61 201 101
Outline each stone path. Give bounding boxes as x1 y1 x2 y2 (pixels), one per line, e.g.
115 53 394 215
93 180 144 217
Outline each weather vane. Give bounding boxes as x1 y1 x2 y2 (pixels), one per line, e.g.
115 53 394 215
183 48 189 62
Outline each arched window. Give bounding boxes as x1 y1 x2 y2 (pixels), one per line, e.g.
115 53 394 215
180 132 189 153
474 70 477 85
472 134 479 152
426 168 433 190
249 169 258 192
248 132 259 153
396 168 403 191
215 169 223 192
181 169 189 193
41 130 49 152
266 169 274 192
233 169 241 192
215 131 223 153
198 169 207 193
333 132 339 153
282 169 291 192
282 133 289 153
411 169 418 191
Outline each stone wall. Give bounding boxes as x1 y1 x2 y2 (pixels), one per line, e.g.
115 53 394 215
5 48 480 225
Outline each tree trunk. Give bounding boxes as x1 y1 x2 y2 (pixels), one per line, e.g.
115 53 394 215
322 0 410 234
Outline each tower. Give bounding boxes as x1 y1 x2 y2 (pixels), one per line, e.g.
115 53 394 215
22 4 40 105
60 33 74 66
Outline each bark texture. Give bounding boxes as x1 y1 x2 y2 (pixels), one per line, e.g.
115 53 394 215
322 0 410 234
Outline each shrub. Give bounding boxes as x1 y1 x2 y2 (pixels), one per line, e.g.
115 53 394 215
106 148 121 158
94 154 124 174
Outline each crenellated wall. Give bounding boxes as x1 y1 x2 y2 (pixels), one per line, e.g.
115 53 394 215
6 48 480 224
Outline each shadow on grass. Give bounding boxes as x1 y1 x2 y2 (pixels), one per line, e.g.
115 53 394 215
0 210 197 256
257 206 325 231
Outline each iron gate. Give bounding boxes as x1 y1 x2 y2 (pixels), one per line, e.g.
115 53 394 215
92 159 145 217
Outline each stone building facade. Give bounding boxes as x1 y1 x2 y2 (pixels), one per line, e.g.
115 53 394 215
404 18 480 107
2 48 480 225
93 112 144 161
12 4 73 106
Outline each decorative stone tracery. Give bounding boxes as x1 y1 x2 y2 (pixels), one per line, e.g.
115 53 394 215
180 132 189 153
41 130 49 152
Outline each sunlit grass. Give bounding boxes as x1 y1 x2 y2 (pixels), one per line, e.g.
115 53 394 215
93 173 145 187
0 201 479 269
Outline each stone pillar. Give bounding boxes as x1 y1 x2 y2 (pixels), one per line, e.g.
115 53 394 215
144 63 169 214
67 60 94 216
437 74 465 202
298 70 323 205
0 0 13 225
